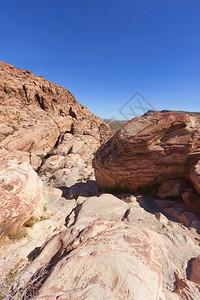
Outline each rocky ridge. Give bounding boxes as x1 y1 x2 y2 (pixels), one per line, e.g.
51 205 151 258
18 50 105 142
0 61 110 171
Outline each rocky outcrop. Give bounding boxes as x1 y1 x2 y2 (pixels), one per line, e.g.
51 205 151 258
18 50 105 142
0 157 44 236
38 133 99 190
93 112 200 193
0 62 109 169
7 193 200 299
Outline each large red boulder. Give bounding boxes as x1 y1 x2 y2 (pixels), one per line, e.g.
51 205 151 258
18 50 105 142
93 112 200 192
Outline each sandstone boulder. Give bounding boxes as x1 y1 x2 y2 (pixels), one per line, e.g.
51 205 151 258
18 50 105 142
0 189 32 237
190 160 200 194
181 191 200 213
189 256 200 284
93 112 200 192
0 157 44 236
158 179 186 199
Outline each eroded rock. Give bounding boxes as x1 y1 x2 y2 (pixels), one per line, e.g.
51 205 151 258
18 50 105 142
0 157 45 237
93 112 200 192
0 62 110 170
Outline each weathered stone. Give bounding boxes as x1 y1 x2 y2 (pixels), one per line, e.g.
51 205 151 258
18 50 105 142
0 157 44 236
0 189 32 237
189 256 200 284
11 220 164 300
158 179 186 199
190 160 200 194
0 62 110 169
93 112 200 192
182 191 200 213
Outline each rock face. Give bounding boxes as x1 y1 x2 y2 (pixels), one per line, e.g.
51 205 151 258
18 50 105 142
93 111 200 192
0 62 109 170
0 157 44 236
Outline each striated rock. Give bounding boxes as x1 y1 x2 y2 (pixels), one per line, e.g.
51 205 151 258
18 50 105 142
6 193 200 299
190 160 200 194
0 185 77 284
0 189 32 237
11 220 164 299
181 191 200 214
189 256 200 284
175 276 200 300
158 179 186 199
93 112 200 192
0 157 44 236
0 62 110 169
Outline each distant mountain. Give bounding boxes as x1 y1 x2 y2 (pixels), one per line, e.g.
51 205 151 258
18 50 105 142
144 110 200 116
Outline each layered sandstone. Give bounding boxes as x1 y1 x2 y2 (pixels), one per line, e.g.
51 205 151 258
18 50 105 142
93 111 200 192
0 157 44 236
7 194 200 299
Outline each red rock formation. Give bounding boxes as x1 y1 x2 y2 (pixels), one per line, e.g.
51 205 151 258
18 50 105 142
189 256 200 284
181 191 200 213
0 157 44 236
190 160 200 194
0 62 109 169
0 189 32 237
93 112 200 192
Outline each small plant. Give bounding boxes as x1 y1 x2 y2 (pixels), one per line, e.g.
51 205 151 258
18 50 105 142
11 125 18 131
5 259 23 286
24 216 39 228
43 168 54 173
0 259 24 299
77 177 84 182
62 152 68 157
43 205 47 212
37 154 45 161
39 215 48 221
8 227 28 241
53 227 58 232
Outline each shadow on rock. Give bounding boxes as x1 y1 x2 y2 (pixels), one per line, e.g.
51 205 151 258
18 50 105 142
60 180 100 199
136 194 200 234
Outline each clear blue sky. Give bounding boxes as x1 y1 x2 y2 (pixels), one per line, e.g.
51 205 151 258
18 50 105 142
1 0 200 120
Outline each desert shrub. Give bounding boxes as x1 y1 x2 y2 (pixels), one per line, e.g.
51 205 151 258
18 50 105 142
37 154 45 161
24 216 39 228
39 215 48 221
8 227 28 241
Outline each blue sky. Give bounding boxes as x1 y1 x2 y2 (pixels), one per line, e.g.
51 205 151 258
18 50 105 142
1 0 200 120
